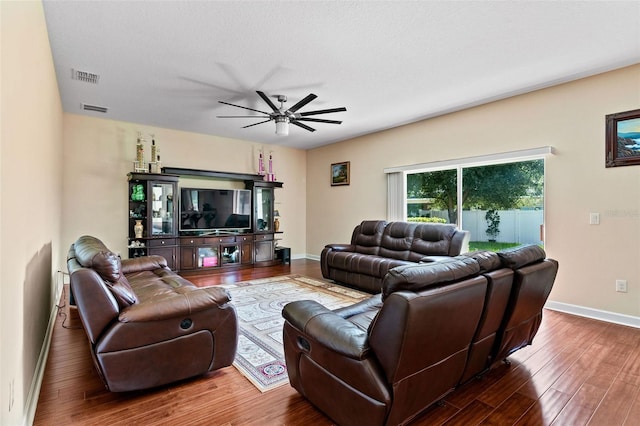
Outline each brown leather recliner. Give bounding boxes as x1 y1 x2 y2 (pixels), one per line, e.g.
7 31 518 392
492 245 559 363
67 235 238 392
283 257 487 426
459 245 559 383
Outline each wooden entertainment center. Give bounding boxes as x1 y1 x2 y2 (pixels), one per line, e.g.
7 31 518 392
127 167 283 272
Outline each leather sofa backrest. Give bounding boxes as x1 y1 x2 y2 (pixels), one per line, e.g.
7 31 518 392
378 222 417 260
70 235 139 308
493 245 559 361
381 256 480 300
67 251 120 344
369 261 487 425
351 220 386 255
409 223 459 260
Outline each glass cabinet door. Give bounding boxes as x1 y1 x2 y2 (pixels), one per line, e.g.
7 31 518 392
254 187 273 232
150 182 175 236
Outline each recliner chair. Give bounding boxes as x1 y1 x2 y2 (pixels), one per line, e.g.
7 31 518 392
283 257 487 426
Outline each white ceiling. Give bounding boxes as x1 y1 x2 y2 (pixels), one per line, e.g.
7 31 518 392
43 1 640 150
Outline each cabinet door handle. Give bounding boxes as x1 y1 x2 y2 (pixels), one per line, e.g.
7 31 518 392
161 241 165 245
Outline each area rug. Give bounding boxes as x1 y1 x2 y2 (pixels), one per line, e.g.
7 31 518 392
221 275 369 392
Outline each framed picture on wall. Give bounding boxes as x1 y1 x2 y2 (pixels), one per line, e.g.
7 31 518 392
606 108 640 168
331 161 350 186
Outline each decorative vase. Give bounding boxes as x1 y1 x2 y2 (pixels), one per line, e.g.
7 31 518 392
274 217 280 232
134 220 144 238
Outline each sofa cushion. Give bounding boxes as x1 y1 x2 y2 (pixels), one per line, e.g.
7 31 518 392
465 250 502 273
498 245 546 270
378 222 416 260
326 251 412 278
352 220 386 255
382 257 480 300
73 235 138 308
409 224 457 259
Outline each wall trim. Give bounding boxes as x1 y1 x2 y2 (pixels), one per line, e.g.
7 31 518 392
545 300 640 329
23 283 64 426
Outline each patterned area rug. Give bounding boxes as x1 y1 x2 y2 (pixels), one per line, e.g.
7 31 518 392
222 275 369 392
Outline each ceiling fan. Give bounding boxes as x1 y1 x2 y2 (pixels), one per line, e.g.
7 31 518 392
217 91 347 136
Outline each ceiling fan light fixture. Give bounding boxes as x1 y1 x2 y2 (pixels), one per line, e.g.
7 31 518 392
275 116 290 136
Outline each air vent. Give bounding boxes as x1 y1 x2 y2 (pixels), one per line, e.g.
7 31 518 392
81 103 108 113
71 68 100 84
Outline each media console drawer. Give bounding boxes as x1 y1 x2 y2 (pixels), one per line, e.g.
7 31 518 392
204 236 236 244
148 238 176 247
181 237 204 245
254 234 274 241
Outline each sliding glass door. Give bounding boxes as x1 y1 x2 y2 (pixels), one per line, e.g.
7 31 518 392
406 159 544 250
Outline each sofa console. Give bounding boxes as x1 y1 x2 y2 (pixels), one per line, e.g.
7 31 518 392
284 244 558 426
321 220 470 293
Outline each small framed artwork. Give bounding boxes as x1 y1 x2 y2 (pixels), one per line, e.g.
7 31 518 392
606 108 640 168
331 161 350 186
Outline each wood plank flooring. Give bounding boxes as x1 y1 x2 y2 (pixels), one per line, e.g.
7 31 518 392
34 259 640 425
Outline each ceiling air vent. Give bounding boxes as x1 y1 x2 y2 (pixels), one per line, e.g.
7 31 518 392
81 103 108 113
71 68 100 84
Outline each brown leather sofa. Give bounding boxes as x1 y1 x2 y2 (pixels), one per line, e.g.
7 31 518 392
67 235 238 392
321 220 470 293
283 245 558 426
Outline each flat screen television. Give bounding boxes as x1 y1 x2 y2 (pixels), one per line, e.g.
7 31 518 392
179 188 251 233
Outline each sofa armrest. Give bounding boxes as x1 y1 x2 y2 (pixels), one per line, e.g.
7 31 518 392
119 286 231 322
450 229 470 255
70 268 120 343
282 300 369 359
324 243 355 252
121 255 168 274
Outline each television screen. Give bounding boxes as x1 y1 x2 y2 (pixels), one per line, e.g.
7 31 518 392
180 188 251 232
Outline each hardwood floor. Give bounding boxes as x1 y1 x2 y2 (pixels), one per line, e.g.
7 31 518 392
34 259 640 425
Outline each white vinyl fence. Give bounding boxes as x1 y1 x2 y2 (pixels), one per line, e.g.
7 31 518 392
425 209 544 245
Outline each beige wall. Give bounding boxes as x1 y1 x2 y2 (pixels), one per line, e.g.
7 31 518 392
307 64 640 318
1 1 64 424
61 114 307 263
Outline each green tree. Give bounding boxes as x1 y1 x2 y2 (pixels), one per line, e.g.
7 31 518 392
407 160 543 223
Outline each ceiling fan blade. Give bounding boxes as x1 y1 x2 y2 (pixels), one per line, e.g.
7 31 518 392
290 121 316 132
242 119 273 128
256 91 280 113
298 107 347 117
287 93 318 113
296 117 343 124
217 115 271 118
219 100 270 115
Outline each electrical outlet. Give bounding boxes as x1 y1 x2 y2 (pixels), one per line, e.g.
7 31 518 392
616 279 628 293
589 212 600 225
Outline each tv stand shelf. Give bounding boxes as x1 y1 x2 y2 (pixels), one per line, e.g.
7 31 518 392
127 168 284 273
162 167 283 187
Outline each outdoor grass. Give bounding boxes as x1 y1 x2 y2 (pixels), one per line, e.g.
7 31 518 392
468 241 521 252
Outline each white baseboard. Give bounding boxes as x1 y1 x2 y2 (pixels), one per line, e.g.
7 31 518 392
545 300 640 329
23 282 64 426
302 254 320 261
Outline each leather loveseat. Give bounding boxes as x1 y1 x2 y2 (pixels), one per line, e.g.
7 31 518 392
67 235 238 392
283 245 558 426
321 220 470 293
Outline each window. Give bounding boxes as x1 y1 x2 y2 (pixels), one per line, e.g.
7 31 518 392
386 147 551 250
